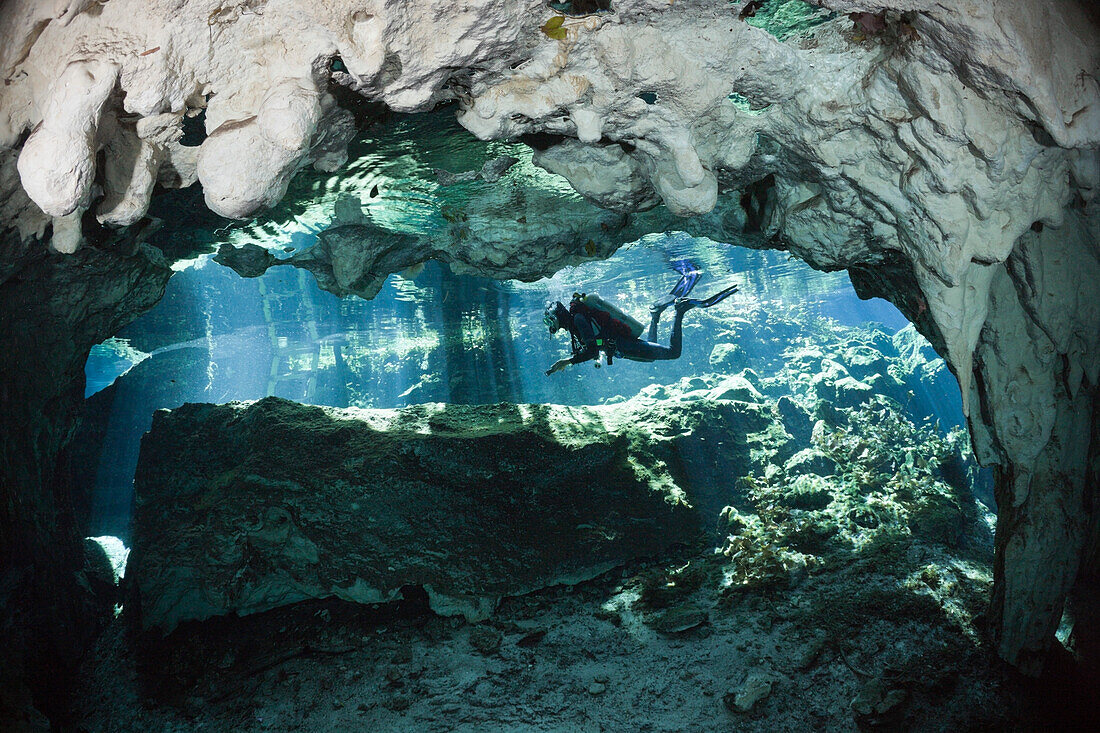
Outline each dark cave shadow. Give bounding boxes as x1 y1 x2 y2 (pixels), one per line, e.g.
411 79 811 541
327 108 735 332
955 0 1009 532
129 589 433 708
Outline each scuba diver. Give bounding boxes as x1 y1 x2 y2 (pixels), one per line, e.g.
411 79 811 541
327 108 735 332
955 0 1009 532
544 260 738 375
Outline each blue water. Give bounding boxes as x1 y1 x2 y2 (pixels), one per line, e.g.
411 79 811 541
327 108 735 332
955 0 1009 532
81 233 967 537
86 234 905 401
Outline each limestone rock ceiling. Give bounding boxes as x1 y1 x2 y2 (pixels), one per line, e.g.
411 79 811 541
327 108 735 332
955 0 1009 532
208 111 682 298
0 0 1099 675
0 0 1096 376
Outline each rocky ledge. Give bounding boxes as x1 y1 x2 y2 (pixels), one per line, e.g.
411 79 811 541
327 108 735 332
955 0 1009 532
128 396 781 632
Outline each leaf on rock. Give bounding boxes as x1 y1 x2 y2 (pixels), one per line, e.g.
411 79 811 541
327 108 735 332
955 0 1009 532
542 16 567 40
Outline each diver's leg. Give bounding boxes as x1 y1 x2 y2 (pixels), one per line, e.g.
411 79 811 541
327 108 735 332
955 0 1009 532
616 339 669 361
617 307 688 362
666 307 686 359
646 305 664 341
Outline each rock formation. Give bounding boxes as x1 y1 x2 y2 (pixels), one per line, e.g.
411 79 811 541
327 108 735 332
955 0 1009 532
79 327 1005 730
0 0 1098 722
127 396 781 631
0 238 173 726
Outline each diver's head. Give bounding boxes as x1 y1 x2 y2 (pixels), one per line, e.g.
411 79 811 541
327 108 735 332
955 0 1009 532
543 301 569 333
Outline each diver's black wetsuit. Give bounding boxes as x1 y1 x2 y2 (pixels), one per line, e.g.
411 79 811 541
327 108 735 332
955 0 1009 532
568 303 686 365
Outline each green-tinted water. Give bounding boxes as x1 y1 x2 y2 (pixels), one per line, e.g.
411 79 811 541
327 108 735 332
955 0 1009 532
745 0 835 41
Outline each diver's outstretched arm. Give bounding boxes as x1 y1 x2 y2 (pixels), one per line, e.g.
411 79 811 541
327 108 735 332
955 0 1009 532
547 315 598 374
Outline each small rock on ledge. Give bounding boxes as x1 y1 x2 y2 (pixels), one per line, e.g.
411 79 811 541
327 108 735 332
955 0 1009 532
724 671 773 713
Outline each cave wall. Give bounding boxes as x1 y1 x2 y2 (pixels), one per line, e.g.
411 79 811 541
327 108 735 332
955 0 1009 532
0 225 173 723
970 210 1100 673
0 0 1098 704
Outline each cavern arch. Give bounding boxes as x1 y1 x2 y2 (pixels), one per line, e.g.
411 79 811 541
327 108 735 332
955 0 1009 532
0 0 1098 725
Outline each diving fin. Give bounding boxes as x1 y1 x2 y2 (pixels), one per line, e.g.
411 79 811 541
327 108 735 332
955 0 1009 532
653 259 703 312
677 283 739 310
669 259 702 298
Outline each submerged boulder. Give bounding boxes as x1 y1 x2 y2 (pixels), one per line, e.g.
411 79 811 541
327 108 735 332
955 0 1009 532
709 342 747 371
784 448 836 479
128 396 780 632
708 374 764 403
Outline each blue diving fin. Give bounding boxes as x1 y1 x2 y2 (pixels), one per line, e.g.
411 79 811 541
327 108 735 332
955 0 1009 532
669 259 702 298
677 283 739 311
652 259 702 312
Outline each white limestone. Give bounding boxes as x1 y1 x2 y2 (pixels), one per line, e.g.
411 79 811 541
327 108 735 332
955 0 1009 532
16 60 118 218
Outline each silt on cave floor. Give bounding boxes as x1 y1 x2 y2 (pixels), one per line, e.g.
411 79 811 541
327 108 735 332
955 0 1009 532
70 517 1083 731
78 553 1006 732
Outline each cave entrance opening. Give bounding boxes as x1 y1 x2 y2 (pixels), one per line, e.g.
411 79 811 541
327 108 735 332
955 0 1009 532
80 231 985 545
75 228 1001 730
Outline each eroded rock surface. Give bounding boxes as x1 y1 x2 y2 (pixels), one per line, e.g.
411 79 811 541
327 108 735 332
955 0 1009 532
128 396 780 631
74 359 1007 731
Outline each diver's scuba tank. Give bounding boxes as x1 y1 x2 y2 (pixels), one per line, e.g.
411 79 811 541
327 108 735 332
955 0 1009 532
572 292 645 338
571 293 617 368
